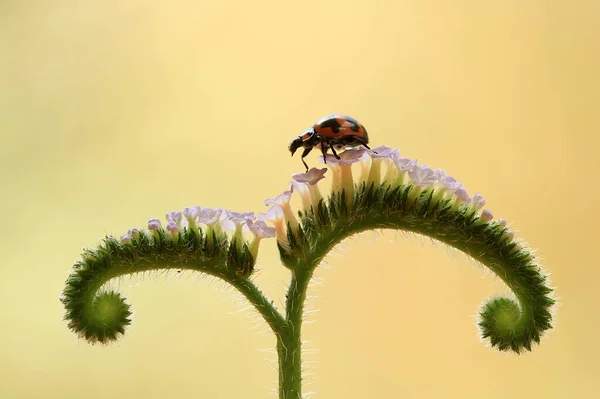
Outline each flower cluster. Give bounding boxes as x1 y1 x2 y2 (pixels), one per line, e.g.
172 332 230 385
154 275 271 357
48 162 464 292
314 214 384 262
119 206 276 259
260 145 515 249
118 145 516 261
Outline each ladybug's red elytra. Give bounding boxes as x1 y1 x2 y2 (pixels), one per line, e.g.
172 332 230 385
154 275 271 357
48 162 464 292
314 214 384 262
289 114 372 171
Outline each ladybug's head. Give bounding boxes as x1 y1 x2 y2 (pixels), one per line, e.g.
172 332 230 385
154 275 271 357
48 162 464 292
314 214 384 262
289 129 316 156
288 136 304 156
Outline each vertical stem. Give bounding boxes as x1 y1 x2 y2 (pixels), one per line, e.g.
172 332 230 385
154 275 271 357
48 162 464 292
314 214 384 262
278 267 312 399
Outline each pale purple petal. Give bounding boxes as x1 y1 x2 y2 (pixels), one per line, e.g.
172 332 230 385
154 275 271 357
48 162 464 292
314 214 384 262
220 218 236 232
408 165 437 187
166 221 179 233
265 191 292 206
248 220 276 239
497 219 507 227
320 154 341 165
338 148 367 164
454 188 471 203
228 211 256 224
166 211 182 224
370 145 399 159
120 234 132 244
434 168 447 180
197 207 222 225
513 242 523 252
337 158 361 166
292 167 328 185
258 205 284 222
319 148 366 166
440 176 462 192
182 206 200 221
148 218 161 230
392 155 417 172
291 180 309 194
127 228 140 238
472 194 486 210
480 209 494 221
505 229 515 240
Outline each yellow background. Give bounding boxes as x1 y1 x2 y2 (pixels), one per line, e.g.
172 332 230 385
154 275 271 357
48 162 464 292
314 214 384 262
1 1 598 398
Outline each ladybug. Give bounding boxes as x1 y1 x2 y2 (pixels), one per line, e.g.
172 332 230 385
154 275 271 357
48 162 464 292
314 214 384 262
289 114 372 171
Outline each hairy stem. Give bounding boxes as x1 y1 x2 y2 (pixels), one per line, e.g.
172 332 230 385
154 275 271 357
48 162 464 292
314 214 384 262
231 277 286 333
278 267 312 399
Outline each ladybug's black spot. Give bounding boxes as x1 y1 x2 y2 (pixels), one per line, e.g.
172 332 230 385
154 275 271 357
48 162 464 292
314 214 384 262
319 118 342 134
343 115 359 124
350 123 360 132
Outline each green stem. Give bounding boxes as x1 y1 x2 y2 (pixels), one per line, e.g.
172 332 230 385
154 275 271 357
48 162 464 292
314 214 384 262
278 266 312 399
230 277 286 334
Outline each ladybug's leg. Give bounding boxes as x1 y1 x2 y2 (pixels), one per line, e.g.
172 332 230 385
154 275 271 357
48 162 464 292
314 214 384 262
300 147 312 171
329 144 341 160
353 137 375 153
320 142 329 163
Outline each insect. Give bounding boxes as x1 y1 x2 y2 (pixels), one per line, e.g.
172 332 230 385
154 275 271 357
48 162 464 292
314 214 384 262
288 114 372 171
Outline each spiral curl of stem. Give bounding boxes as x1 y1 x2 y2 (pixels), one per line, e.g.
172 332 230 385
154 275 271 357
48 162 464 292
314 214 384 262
60 227 282 343
281 182 554 353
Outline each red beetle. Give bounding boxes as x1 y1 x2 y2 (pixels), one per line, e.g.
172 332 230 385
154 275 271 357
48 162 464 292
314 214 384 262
289 114 372 171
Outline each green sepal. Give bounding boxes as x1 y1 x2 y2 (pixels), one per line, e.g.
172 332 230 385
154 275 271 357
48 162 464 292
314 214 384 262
227 238 255 278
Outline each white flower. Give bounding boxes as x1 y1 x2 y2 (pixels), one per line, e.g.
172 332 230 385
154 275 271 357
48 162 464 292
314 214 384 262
221 210 255 244
454 188 471 203
291 180 311 210
320 148 366 166
120 234 132 244
258 205 287 244
227 211 256 224
258 205 284 224
264 191 292 207
439 175 462 193
127 228 140 239
392 155 417 172
248 220 276 239
147 218 161 231
480 209 494 222
264 190 298 235
292 167 327 185
225 210 255 233
408 165 437 187
361 146 400 187
505 229 515 240
369 145 399 159
320 149 366 194
197 208 222 225
166 221 179 233
290 170 324 214
247 219 277 258
166 211 183 227
471 194 486 210
434 168 447 180
388 153 417 186
182 206 201 225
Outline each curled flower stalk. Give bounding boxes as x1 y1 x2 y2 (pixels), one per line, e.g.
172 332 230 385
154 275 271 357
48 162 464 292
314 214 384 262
61 145 555 398
61 207 283 343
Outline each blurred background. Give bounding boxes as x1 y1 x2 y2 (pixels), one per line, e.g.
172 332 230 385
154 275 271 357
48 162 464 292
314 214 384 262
1 1 598 398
